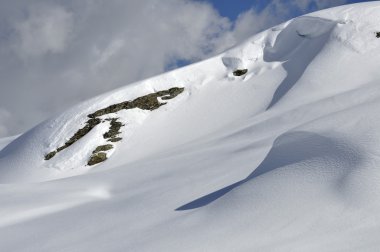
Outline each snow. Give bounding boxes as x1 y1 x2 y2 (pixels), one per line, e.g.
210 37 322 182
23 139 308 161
1 2 380 251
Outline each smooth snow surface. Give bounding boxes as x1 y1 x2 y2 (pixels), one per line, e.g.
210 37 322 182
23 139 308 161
1 2 380 251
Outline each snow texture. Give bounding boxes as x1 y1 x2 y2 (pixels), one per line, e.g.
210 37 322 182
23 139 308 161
1 2 380 251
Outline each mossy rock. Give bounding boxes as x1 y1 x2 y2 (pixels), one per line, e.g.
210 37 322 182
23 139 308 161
88 152 107 166
107 137 122 142
103 118 124 139
88 87 185 117
131 94 163 110
88 101 130 118
156 87 185 100
92 144 113 154
44 151 57 160
233 69 248 76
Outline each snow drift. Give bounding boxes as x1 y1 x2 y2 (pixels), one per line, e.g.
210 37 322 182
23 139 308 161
1 2 380 251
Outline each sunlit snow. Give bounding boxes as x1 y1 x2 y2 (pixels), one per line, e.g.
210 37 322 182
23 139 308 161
1 2 380 251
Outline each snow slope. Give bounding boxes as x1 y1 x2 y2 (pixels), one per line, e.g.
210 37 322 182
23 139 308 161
1 2 380 251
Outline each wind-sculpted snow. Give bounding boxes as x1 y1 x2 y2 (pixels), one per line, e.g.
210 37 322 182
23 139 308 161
1 2 380 251
177 131 361 210
264 17 336 108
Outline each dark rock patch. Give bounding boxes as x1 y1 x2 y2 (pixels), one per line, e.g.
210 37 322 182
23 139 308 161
233 69 248 76
88 152 107 166
92 144 113 154
107 137 122 143
103 118 124 140
44 151 57 160
376 32 380 38
88 101 130 119
88 87 184 118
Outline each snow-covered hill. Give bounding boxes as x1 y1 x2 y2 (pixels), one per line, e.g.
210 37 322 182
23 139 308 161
1 2 380 251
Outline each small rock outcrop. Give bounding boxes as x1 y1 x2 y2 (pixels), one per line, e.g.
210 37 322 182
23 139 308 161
44 87 185 165
103 118 124 142
233 69 248 76
92 144 113 154
88 87 184 118
108 137 122 143
376 32 380 38
88 152 107 166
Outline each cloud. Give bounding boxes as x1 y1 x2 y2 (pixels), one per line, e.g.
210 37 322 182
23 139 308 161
0 0 350 137
0 108 13 137
299 0 348 10
13 3 73 57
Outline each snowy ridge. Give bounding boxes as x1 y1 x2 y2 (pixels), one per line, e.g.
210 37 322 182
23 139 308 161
1 2 380 251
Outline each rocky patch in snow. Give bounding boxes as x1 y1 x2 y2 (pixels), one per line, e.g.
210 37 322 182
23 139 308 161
232 69 248 76
45 87 184 166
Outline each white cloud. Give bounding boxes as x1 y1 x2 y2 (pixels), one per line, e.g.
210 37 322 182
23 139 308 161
93 39 125 69
13 4 73 57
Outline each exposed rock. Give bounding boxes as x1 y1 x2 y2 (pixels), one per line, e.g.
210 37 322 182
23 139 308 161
107 138 122 142
103 118 124 140
92 144 113 154
160 88 184 100
88 87 185 118
88 152 107 166
88 101 130 119
233 69 248 76
44 151 57 160
130 94 164 110
376 32 380 38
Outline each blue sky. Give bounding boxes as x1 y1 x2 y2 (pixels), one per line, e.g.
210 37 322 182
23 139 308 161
205 0 374 21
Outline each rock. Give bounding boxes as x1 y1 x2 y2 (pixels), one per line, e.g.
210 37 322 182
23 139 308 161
376 32 380 38
88 152 107 166
88 101 130 119
157 87 185 100
131 94 164 110
103 118 124 139
233 69 248 76
88 87 185 117
107 138 122 142
44 151 57 160
92 144 113 154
